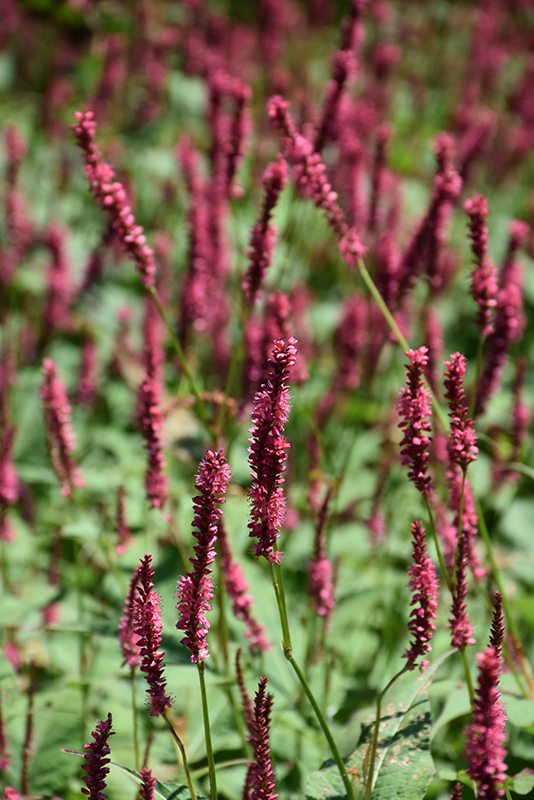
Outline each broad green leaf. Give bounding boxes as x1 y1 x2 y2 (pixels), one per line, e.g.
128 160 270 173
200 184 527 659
430 683 470 740
29 689 83 795
502 695 534 729
512 768 534 795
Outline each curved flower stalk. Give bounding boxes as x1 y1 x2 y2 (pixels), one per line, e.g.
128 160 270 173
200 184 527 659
72 111 157 289
248 337 298 564
133 554 171 716
465 647 507 799
40 358 84 497
176 450 231 663
403 521 439 671
81 713 114 799
396 347 433 498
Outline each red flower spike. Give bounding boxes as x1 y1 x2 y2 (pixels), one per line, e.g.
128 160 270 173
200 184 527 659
465 647 507 800
397 348 433 497
81 713 114 800
449 531 476 651
248 338 298 564
307 488 335 626
40 358 84 497
139 767 156 800
248 677 278 800
444 352 478 472
489 591 504 660
72 111 157 289
465 194 498 339
403 521 439 672
118 564 141 669
133 554 171 716
176 450 231 663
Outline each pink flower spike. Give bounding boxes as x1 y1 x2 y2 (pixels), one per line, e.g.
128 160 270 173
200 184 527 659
136 372 168 512
248 338 298 564
449 531 476 651
397 347 433 497
444 352 478 472
248 677 278 800
81 713 114 800
465 647 507 799
489 591 504 660
139 767 156 800
133 554 172 716
465 194 498 338
176 450 231 663
72 111 157 289
403 521 439 672
40 358 84 497
307 489 335 627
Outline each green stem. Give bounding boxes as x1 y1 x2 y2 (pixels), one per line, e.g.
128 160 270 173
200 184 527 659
460 648 475 707
130 668 140 771
269 563 355 800
424 498 452 594
163 709 197 800
149 287 213 439
198 661 217 800
356 257 449 432
364 665 409 800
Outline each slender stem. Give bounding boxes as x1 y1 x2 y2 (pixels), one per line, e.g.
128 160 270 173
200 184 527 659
355 258 449 432
163 710 197 800
128 668 140 771
269 563 354 800
460 649 475 707
364 665 409 800
198 661 217 800
424 498 452 594
149 287 213 439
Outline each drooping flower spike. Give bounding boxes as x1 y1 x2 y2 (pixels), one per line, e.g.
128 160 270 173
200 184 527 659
248 337 298 564
176 450 231 663
133 554 172 716
397 347 433 498
81 713 114 800
403 521 439 672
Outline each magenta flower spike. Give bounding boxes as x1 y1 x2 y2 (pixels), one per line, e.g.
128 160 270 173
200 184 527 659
118 564 141 669
247 677 277 800
397 347 433 498
217 521 270 653
81 713 114 800
43 223 71 337
403 521 439 671
307 489 335 627
314 49 356 153
449 531 476 651
139 767 156 800
136 371 168 512
133 554 172 716
248 337 298 564
465 647 507 799
489 591 504 660
444 352 478 472
40 358 84 497
465 194 498 339
72 111 157 289
242 156 288 308
176 450 231 663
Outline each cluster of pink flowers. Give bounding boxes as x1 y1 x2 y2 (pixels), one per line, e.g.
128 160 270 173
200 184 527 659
132 554 172 716
403 521 439 671
72 110 157 289
40 358 84 497
465 647 507 799
465 194 498 339
176 450 231 663
248 338 298 564
242 156 288 307
444 352 478 472
396 347 433 498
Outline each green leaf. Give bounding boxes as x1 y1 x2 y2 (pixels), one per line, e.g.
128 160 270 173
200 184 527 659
430 683 470 740
502 695 534 729
512 768 534 795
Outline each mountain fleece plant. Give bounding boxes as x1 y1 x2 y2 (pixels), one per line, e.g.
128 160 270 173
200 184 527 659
1 2 534 800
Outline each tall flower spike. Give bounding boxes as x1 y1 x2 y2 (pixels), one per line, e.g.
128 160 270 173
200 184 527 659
465 647 507 800
465 194 498 338
176 450 231 663
489 591 504 660
40 358 84 497
307 488 336 627
133 554 171 716
139 767 156 800
444 352 478 472
403 521 439 672
136 368 168 511
248 337 298 564
449 530 476 651
242 156 288 308
72 111 157 289
248 677 277 800
397 347 433 497
81 713 114 800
